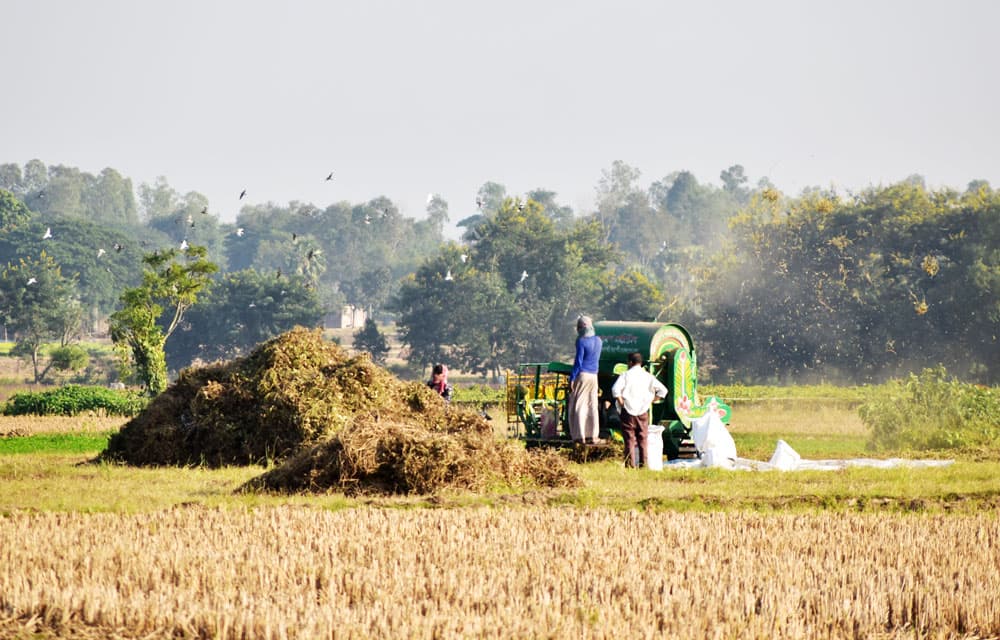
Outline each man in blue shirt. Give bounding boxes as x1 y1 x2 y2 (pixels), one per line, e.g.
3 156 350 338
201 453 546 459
568 315 603 443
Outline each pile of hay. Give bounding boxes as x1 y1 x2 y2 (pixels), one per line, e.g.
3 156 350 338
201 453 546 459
101 327 579 495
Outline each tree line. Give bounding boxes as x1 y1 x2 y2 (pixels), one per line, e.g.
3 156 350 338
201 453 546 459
0 158 996 388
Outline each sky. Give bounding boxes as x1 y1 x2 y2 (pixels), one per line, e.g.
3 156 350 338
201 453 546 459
3 0 999 237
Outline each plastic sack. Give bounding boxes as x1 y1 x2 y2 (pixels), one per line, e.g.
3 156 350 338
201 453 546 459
539 407 558 439
769 439 801 471
690 411 737 468
646 424 665 471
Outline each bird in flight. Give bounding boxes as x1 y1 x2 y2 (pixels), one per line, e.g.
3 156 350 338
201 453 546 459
236 228 245 237
519 270 528 283
97 248 106 258
26 277 37 285
444 270 454 281
326 172 334 181
42 227 52 239
239 189 247 200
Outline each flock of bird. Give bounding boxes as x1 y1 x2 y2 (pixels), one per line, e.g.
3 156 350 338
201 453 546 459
24 173 532 291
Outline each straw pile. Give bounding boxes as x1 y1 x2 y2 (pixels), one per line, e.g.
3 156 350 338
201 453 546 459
100 327 579 495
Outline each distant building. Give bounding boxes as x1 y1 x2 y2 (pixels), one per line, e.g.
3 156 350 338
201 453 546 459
324 305 367 329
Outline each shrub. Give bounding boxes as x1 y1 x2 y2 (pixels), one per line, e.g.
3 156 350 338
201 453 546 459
860 366 1000 451
49 345 90 372
2 385 147 417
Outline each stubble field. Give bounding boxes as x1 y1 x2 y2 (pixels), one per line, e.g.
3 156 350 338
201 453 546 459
2 404 999 638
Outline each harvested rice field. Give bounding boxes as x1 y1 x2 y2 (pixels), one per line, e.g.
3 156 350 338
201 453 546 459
1 507 997 639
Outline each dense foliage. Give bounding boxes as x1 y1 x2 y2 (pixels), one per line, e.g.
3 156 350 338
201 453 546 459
860 366 1000 451
3 385 146 417
696 183 999 383
110 246 217 395
165 268 323 371
0 158 996 387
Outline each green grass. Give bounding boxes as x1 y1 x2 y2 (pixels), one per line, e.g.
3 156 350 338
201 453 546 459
732 432 872 460
0 429 997 515
565 459 1000 513
0 432 114 455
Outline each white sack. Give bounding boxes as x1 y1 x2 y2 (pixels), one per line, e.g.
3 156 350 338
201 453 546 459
690 412 737 468
768 439 801 471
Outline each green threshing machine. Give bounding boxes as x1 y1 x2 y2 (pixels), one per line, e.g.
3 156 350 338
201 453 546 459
505 321 731 459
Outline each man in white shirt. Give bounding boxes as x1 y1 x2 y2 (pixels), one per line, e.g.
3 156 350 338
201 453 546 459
611 352 668 468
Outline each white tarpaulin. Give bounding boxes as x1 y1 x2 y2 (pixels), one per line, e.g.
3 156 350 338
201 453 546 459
670 415 954 471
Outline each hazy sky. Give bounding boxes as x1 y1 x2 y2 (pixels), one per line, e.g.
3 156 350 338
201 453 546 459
4 0 998 236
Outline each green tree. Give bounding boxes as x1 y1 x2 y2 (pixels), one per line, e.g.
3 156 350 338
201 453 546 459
165 268 322 371
82 167 139 226
0 165 24 197
138 176 180 221
0 253 82 382
0 218 148 323
600 269 665 321
110 246 218 395
0 189 31 231
353 318 390 365
720 164 751 205
526 189 574 228
394 200 620 376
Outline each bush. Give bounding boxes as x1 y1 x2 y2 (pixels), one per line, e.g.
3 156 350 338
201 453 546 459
2 385 147 417
49 345 90 372
860 367 1000 451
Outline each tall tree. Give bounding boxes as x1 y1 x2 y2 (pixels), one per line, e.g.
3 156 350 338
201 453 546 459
110 246 218 395
0 253 81 382
0 189 31 231
353 318 390 365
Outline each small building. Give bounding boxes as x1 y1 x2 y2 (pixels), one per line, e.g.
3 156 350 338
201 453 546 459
324 305 367 329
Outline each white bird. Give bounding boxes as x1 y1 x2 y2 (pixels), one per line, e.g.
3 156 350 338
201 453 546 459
426 193 434 204
236 228 245 237
97 248 106 258
180 240 189 251
42 227 52 239
460 253 468 263
249 302 256 308
519 270 528 283
363 214 372 224
444 270 454 281
26 277 37 285
186 214 194 226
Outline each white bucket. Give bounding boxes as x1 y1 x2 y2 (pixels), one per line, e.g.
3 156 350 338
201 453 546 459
646 424 665 471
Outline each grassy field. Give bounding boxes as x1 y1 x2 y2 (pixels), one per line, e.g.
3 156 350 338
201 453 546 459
1 399 999 638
